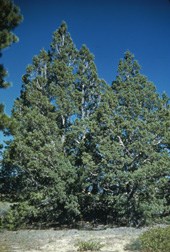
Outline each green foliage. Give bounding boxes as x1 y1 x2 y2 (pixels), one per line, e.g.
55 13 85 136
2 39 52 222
0 0 22 49
138 226 170 252
2 202 38 230
81 51 170 226
1 21 170 229
0 0 22 154
0 201 11 230
1 22 80 227
75 239 104 251
0 0 23 88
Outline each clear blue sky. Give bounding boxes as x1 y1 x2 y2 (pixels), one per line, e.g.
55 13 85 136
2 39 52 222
1 0 170 116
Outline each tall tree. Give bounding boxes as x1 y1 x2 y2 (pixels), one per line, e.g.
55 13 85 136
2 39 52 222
2 42 79 227
83 51 170 226
2 22 108 227
0 0 22 133
2 20 169 228
0 0 22 87
0 0 22 202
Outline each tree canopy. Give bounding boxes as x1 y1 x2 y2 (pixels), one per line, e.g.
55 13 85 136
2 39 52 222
0 0 22 138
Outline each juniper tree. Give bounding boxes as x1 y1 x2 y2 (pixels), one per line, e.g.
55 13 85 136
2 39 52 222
2 20 169 228
49 33 107 219
2 43 79 227
90 51 170 226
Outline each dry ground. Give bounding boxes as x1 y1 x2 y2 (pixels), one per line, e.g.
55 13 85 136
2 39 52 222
0 227 147 252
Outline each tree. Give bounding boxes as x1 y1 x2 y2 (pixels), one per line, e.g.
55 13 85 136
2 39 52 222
0 0 22 203
2 20 169 228
48 26 108 223
0 0 22 133
89 51 170 226
2 22 108 227
2 38 79 227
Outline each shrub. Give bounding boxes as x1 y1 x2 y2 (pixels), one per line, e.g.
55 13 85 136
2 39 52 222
0 201 13 230
2 201 38 230
75 239 104 251
138 226 170 252
125 225 170 252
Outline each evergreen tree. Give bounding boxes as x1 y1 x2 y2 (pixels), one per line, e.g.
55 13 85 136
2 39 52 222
0 0 22 138
90 51 170 226
2 19 169 228
0 0 22 199
0 0 22 88
2 43 79 227
2 22 108 227
48 26 108 223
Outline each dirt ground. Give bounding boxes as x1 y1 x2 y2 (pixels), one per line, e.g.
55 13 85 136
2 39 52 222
0 227 147 252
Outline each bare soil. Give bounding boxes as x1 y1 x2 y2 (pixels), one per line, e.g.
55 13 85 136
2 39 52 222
0 227 147 252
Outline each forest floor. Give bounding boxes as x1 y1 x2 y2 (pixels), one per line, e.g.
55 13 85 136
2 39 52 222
0 226 148 252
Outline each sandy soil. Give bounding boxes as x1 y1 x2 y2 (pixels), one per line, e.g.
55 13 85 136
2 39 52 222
0 227 146 252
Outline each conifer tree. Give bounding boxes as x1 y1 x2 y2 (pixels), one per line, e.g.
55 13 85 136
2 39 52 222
0 0 22 88
2 33 79 226
90 51 170 226
0 0 22 193
2 19 169 228
2 22 108 226
0 0 22 135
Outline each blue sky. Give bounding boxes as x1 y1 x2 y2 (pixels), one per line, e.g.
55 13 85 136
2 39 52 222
1 0 170 117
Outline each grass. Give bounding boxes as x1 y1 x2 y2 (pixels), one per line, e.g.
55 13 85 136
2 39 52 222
75 239 104 251
0 241 11 252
